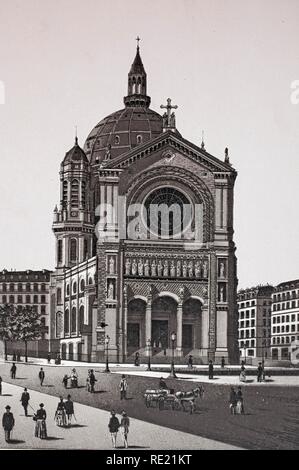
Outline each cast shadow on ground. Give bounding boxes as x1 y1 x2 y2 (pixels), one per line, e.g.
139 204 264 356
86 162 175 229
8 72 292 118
92 390 107 394
1 394 13 396
41 385 54 388
244 379 254 383
8 439 25 444
115 445 149 449
68 424 87 428
45 436 64 441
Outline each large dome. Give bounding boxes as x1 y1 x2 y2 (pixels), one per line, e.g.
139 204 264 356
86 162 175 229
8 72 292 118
84 106 163 164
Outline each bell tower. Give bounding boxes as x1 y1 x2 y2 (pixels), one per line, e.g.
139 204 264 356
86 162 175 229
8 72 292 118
52 137 94 269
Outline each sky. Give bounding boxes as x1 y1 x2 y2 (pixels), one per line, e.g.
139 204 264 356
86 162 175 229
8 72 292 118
0 0 298 289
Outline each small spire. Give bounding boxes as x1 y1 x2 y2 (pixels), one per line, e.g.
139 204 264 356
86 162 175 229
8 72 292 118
201 131 205 150
136 35 141 50
75 126 78 146
224 147 230 164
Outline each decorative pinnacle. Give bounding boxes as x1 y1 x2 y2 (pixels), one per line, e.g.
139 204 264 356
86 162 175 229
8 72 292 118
136 35 141 49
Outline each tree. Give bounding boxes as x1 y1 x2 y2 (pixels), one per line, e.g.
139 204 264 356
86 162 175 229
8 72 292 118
13 306 43 362
0 304 15 360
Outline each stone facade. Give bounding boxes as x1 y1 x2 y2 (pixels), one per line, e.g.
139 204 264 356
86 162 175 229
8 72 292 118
51 44 239 364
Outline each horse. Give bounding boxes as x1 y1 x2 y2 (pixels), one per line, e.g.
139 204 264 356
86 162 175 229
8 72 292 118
175 386 204 414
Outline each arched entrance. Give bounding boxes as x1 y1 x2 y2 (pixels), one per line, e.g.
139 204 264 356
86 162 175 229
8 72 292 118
127 298 146 353
151 296 177 349
182 298 202 351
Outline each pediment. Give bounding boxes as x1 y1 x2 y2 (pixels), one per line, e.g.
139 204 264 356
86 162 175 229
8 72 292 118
106 130 236 175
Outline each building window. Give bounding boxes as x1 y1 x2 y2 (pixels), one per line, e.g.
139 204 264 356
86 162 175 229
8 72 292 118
58 239 63 263
63 180 68 207
84 239 88 260
17 295 22 303
9 295 14 304
82 181 86 209
114 135 120 145
80 279 85 292
66 284 70 296
70 239 77 263
64 309 70 334
71 179 79 208
41 305 46 315
33 295 38 304
79 305 85 331
2 295 7 303
73 282 77 294
26 295 30 304
57 288 62 304
137 135 143 145
71 307 77 333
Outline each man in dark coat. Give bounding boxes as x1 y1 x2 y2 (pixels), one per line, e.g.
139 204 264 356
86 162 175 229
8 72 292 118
2 405 15 442
64 395 74 426
229 387 237 414
257 362 263 382
38 368 45 386
208 360 214 379
10 363 16 379
20 388 30 417
108 411 120 448
89 370 97 393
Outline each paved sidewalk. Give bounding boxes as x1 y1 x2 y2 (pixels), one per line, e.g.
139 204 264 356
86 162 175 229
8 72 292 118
0 382 241 450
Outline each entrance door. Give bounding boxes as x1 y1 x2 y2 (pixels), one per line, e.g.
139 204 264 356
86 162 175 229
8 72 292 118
127 323 140 349
152 321 168 348
182 324 193 349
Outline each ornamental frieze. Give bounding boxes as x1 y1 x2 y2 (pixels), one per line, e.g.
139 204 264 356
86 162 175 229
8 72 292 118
125 280 209 304
124 256 209 280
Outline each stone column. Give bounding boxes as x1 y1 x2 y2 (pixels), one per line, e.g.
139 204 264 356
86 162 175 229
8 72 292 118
176 303 183 356
123 294 128 359
73 342 78 361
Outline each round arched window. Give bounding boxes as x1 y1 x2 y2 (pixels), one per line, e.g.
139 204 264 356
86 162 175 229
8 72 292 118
80 279 85 292
144 187 192 238
73 281 77 294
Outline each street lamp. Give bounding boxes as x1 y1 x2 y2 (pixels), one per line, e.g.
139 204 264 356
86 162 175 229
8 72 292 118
105 335 110 373
146 338 151 371
169 331 177 378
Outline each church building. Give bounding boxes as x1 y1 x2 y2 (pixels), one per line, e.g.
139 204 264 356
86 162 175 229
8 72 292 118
50 42 239 364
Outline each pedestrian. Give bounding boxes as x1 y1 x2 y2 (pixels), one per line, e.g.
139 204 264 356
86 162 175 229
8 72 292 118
159 377 168 389
119 375 128 400
257 362 263 382
0 376 2 395
20 388 30 417
10 363 16 379
34 403 47 439
208 360 214 379
38 367 45 386
120 410 130 448
229 387 237 415
239 364 246 382
54 397 66 427
134 352 140 366
62 374 69 389
221 356 225 368
187 355 193 369
108 411 120 448
236 386 245 414
2 405 15 442
47 353 51 364
89 369 97 393
64 395 75 427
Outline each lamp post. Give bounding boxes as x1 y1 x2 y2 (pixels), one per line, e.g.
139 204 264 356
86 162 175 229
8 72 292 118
146 338 151 371
105 335 110 373
169 331 177 378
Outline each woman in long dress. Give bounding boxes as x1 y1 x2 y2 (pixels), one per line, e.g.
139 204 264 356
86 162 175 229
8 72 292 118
54 397 66 427
34 403 47 439
239 364 246 383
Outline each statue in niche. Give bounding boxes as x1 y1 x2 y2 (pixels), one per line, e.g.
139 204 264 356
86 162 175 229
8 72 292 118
203 260 208 278
157 260 163 277
170 261 176 277
188 260 193 277
135 222 141 240
125 258 131 275
109 256 115 275
131 259 137 276
203 287 208 297
182 261 187 277
104 143 111 161
138 259 144 276
179 286 184 301
176 260 181 277
144 259 150 276
163 260 169 277
123 285 127 296
151 259 157 277
195 261 201 278
219 262 226 278
107 281 114 299
219 286 224 302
